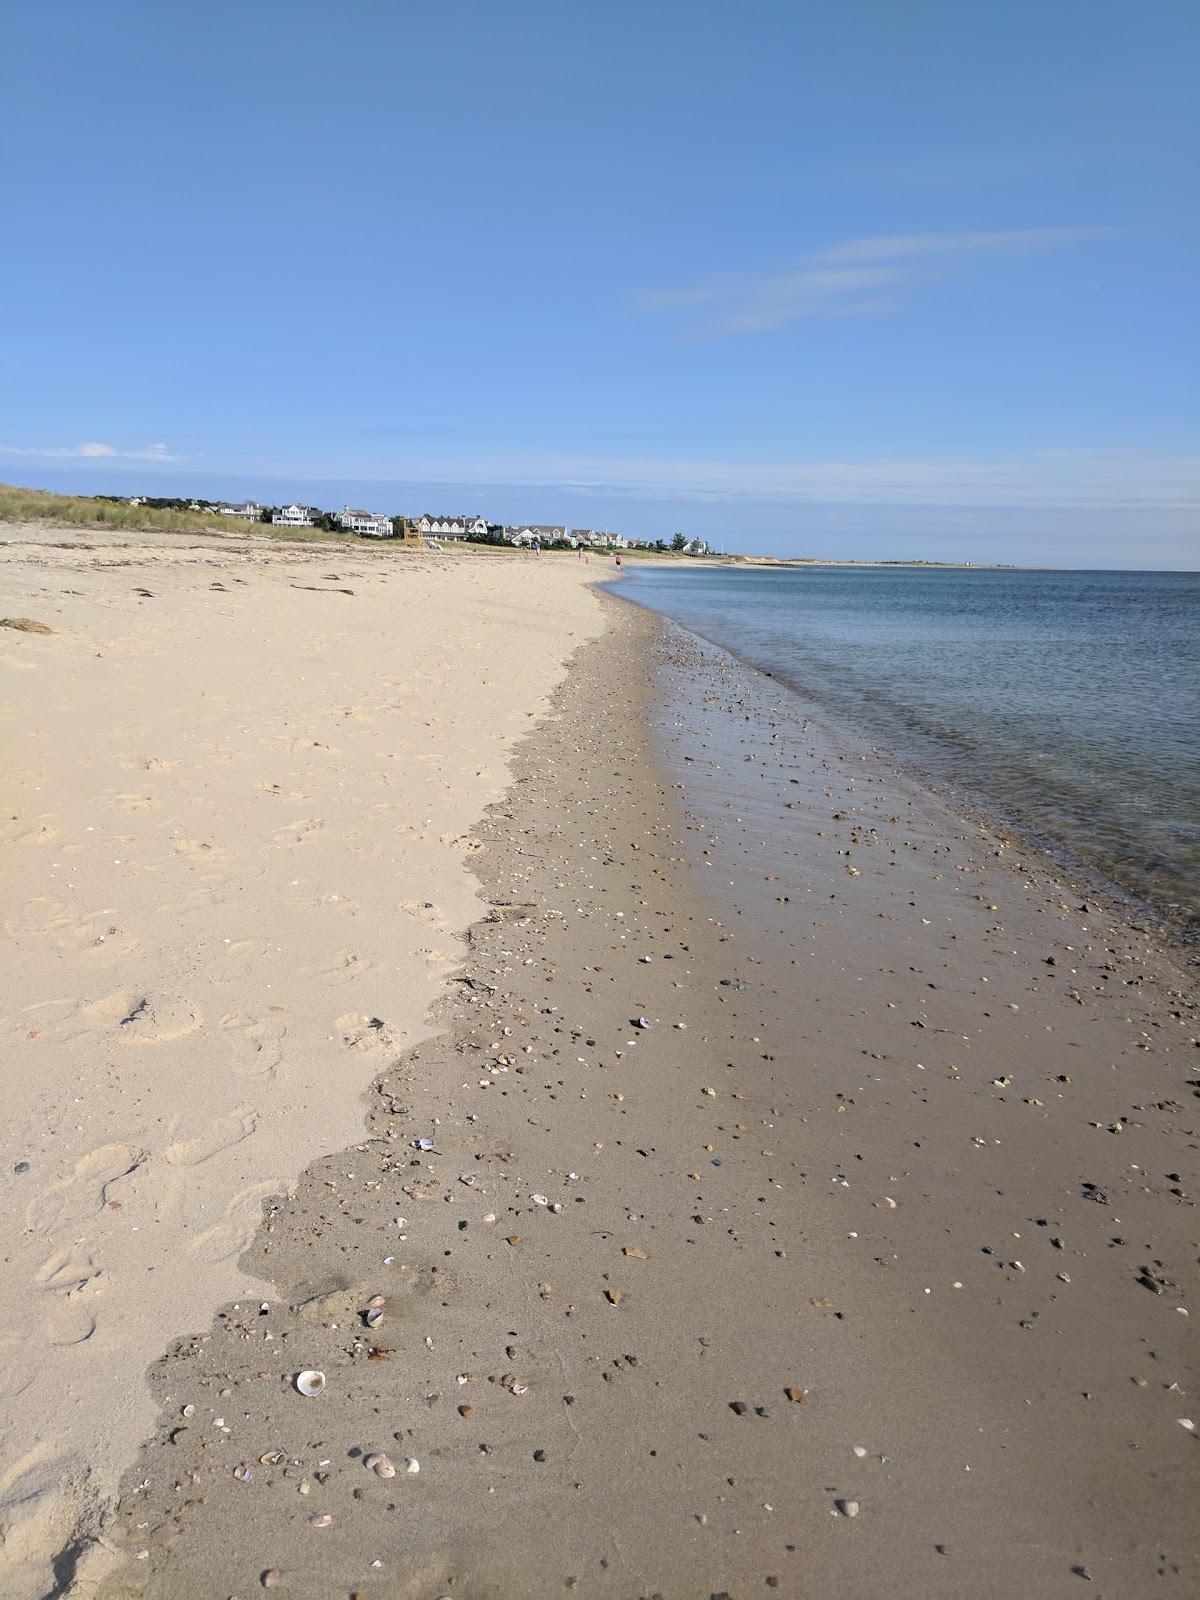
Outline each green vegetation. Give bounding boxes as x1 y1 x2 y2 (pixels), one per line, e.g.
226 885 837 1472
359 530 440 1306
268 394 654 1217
0 484 352 542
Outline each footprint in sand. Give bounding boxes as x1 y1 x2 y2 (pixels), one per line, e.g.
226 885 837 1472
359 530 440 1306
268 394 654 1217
164 1107 257 1166
0 1335 36 1399
306 949 377 985
43 1301 98 1347
173 835 220 857
25 1144 145 1236
0 1443 94 1593
65 912 140 961
421 947 459 969
399 898 448 930
255 781 307 801
115 793 159 813
34 1247 101 1296
84 989 201 1045
273 817 325 846
284 737 340 756
4 896 71 941
0 820 60 846
336 1012 396 1051
220 1011 285 1078
121 756 176 773
189 1179 281 1263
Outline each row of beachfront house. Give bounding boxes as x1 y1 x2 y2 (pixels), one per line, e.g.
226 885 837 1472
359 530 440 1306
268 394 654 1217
134 497 709 553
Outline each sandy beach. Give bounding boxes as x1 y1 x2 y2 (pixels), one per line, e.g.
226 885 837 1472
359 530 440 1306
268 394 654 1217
0 527 603 1596
1 529 1196 1599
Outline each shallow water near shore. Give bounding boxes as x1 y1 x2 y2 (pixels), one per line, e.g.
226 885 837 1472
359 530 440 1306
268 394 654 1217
624 564 1200 934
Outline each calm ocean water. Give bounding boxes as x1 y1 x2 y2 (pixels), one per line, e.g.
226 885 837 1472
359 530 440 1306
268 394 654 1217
624 565 1200 934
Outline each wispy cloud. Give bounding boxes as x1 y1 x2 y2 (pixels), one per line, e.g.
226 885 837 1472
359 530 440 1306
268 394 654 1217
0 440 177 461
350 448 1199 511
634 227 1108 336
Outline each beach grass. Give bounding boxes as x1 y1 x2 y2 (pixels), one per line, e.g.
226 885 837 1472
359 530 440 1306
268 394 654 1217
0 483 364 542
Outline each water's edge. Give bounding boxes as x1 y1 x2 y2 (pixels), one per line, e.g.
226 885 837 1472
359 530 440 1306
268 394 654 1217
618 583 1196 960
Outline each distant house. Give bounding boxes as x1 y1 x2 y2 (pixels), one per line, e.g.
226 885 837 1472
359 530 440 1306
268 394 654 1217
214 500 262 521
336 505 392 538
415 515 488 541
505 524 567 546
683 537 710 556
570 529 627 549
272 504 317 527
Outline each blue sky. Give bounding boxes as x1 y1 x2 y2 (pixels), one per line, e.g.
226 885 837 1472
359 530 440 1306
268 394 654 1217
1 0 1197 565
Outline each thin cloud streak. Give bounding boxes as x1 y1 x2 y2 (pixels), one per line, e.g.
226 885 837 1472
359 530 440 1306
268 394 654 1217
0 440 177 461
635 227 1110 336
347 448 1199 511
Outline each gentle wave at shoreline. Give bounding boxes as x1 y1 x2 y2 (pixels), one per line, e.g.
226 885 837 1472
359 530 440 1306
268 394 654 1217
624 564 1200 934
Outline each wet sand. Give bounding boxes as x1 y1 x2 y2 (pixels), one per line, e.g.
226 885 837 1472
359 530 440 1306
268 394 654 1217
92 593 1197 1599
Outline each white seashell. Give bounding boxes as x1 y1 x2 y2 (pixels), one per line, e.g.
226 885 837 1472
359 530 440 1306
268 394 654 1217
835 1498 860 1518
295 1370 325 1397
404 1456 420 1474
364 1452 396 1478
532 1194 548 1206
233 1463 253 1482
308 1513 333 1528
365 1306 384 1327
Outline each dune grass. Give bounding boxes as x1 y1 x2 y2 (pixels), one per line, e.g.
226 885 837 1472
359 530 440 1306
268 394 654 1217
0 483 359 541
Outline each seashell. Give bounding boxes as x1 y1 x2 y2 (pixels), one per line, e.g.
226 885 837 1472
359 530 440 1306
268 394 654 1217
367 1294 386 1309
181 1403 195 1418
835 1498 860 1518
294 1370 325 1397
261 1570 283 1588
260 1449 287 1466
365 1306 384 1327
532 1194 548 1206
404 1456 420 1474
364 1451 396 1478
233 1463 253 1482
308 1513 333 1528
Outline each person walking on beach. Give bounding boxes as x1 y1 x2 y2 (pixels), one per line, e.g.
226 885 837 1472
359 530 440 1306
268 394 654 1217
614 553 622 570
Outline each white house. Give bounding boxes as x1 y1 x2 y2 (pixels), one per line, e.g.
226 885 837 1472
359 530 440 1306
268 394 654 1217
272 504 317 527
215 500 262 521
336 505 392 537
683 537 710 556
570 529 627 549
415 515 488 541
505 524 566 546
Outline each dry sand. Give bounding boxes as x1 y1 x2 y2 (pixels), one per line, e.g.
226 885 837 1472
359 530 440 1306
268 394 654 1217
2 531 1196 1599
0 526 604 1597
